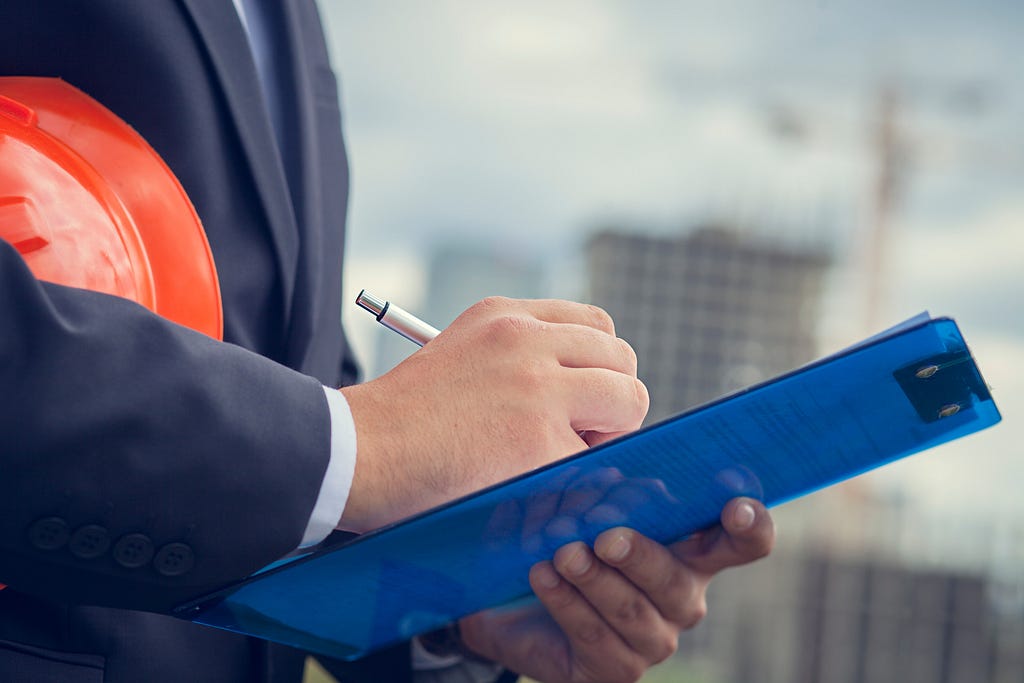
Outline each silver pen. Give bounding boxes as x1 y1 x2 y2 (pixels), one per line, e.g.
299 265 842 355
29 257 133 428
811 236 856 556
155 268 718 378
355 290 441 347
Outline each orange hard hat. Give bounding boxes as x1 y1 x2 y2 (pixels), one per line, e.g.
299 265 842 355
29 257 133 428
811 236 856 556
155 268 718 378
0 77 223 592
0 77 222 339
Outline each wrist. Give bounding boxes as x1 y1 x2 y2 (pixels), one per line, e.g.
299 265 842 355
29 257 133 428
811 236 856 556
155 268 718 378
335 382 390 533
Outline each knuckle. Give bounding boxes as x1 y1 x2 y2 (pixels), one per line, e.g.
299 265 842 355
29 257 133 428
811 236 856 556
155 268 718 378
476 295 513 312
749 530 775 560
483 313 538 345
574 621 608 645
633 378 650 423
596 375 644 429
653 632 679 663
585 304 615 334
657 570 697 616
617 337 638 373
657 565 686 594
613 597 647 625
731 513 775 562
550 588 576 610
678 595 708 630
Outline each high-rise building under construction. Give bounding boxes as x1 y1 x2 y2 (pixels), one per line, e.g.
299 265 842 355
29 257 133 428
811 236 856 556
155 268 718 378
586 226 831 423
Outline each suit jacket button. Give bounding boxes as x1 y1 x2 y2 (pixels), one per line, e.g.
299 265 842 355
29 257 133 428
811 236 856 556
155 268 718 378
112 533 154 568
154 542 194 577
28 517 69 550
69 524 110 559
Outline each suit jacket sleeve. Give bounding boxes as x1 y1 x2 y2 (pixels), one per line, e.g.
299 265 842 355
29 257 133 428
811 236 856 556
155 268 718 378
0 238 332 613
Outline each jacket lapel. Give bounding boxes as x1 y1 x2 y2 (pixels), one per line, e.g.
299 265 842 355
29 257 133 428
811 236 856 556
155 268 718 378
277 0 327 361
176 0 299 320
279 0 320 254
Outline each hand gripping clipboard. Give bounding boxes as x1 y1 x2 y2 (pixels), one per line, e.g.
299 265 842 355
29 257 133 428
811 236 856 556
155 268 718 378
175 315 1002 660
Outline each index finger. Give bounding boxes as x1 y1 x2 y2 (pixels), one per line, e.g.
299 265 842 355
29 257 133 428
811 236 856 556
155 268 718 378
481 297 616 335
590 528 706 628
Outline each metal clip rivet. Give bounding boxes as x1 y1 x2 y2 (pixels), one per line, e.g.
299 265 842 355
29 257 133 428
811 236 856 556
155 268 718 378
937 404 961 418
916 365 939 379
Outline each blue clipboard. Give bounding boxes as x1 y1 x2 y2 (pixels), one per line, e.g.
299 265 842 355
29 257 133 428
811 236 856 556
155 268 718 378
175 315 1001 660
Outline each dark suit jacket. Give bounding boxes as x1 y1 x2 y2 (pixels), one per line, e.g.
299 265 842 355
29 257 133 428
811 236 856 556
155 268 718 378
0 1 411 680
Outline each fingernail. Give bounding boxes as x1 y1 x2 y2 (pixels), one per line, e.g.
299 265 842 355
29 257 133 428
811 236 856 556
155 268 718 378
600 531 631 562
564 548 592 576
733 502 756 530
536 565 560 590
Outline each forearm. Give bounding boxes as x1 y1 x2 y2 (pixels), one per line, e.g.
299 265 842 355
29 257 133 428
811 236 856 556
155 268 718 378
0 241 331 611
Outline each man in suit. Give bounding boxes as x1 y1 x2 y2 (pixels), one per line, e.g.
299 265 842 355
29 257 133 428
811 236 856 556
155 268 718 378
0 1 775 681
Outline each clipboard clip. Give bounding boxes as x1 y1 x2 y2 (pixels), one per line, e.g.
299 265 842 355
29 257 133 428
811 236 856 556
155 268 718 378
893 350 992 423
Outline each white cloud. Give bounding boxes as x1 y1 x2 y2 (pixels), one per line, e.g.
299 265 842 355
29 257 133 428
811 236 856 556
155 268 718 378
896 200 1024 284
885 199 1024 337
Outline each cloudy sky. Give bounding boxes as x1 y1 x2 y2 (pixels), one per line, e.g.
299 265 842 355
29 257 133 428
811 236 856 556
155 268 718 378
316 1 1024 555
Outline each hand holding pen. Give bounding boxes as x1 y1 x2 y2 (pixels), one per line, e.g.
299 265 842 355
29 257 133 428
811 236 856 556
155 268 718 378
339 292 649 532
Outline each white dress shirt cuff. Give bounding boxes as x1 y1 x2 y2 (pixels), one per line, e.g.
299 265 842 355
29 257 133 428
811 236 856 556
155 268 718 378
411 637 505 682
299 386 358 548
411 637 465 671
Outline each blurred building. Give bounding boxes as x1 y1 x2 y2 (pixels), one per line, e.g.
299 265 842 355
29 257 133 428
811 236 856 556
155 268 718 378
585 225 831 423
371 241 547 378
670 547 1024 683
